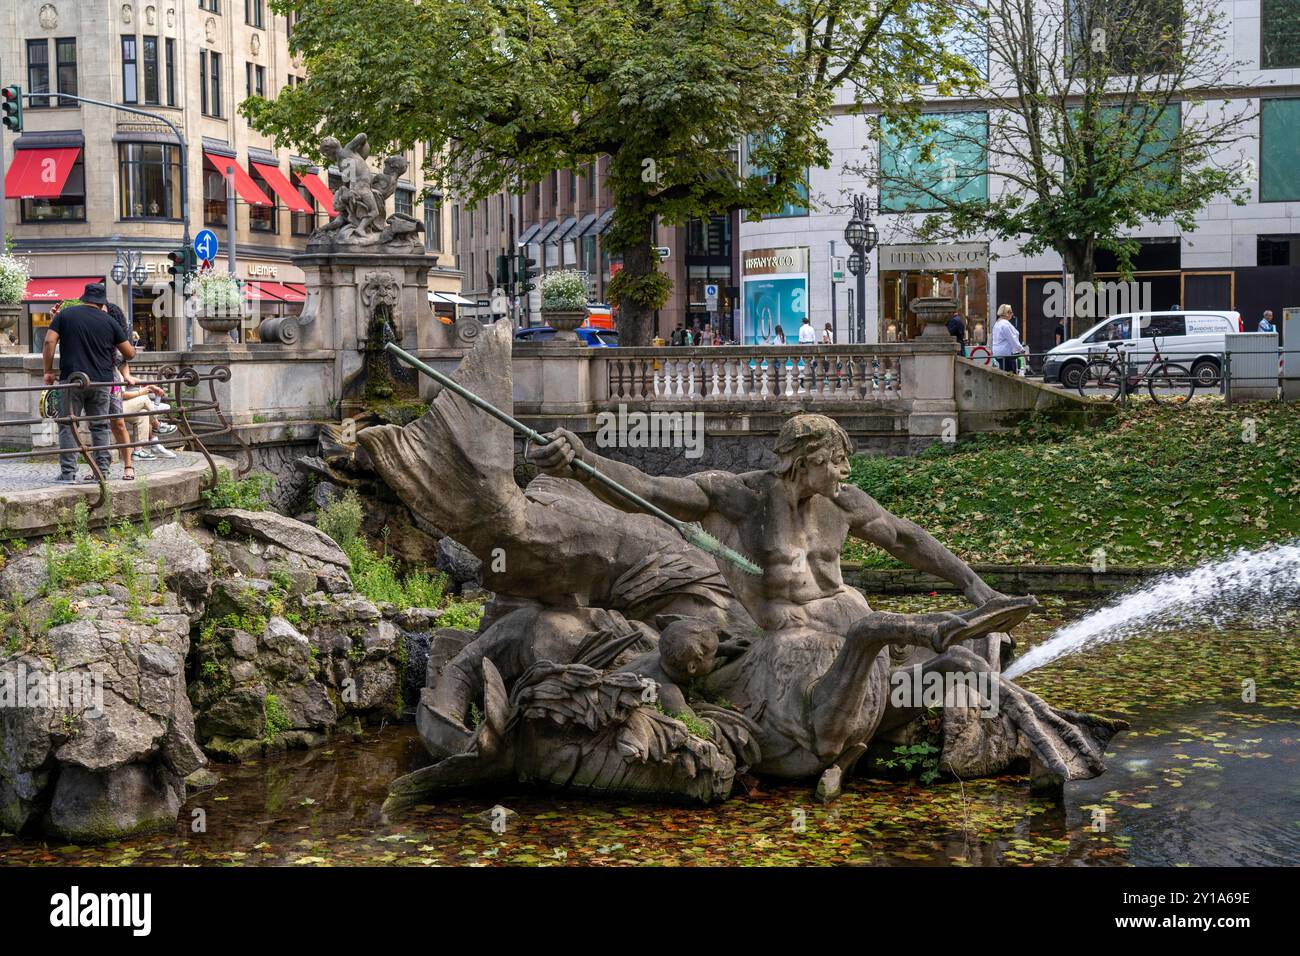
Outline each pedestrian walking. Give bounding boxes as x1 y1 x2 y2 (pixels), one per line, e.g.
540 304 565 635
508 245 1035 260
1259 310 1275 333
701 325 715 346
947 312 966 355
670 323 686 346
797 316 816 344
991 304 1024 374
42 282 135 483
821 323 833 344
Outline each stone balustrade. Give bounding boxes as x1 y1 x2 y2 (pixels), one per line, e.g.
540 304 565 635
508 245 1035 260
596 345 910 405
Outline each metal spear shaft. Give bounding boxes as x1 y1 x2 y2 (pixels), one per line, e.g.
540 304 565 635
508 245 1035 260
383 341 762 574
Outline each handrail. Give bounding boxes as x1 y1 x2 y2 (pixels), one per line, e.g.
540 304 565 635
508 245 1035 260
0 364 251 509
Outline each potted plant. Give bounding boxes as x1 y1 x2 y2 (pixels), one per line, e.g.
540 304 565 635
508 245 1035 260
190 267 246 336
0 251 32 335
539 269 589 344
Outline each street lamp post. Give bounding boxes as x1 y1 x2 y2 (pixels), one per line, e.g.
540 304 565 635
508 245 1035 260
843 194 878 344
110 248 148 337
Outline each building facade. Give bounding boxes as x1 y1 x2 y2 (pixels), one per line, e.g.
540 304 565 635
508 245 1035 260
2 0 458 352
455 159 742 340
738 0 1300 349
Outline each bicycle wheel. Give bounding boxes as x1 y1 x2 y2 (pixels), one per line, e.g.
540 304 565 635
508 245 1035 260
1147 362 1195 405
1079 358 1122 401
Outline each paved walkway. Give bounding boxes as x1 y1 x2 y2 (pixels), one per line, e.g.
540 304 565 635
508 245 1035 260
0 451 207 492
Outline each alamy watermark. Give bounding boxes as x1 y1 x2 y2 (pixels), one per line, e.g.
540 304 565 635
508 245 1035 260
1041 274 1152 320
0 662 103 718
595 403 704 459
889 666 999 718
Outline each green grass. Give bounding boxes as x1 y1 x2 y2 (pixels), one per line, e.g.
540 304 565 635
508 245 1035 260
317 491 451 611
845 399 1300 569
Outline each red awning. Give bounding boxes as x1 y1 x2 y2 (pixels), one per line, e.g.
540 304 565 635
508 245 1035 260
5 147 81 199
294 169 336 217
24 276 103 303
282 282 307 295
243 281 288 302
252 161 313 214
256 281 305 302
204 151 272 206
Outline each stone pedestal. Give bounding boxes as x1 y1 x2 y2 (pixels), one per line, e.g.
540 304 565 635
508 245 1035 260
906 297 960 447
291 249 439 415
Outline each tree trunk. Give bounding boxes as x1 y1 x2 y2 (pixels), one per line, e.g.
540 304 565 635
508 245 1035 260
1058 238 1096 337
617 215 657 347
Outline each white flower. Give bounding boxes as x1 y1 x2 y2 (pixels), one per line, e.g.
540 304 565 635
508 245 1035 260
189 270 245 316
540 269 588 311
0 253 33 306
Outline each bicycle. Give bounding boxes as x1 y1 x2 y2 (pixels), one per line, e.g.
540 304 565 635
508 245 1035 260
1077 338 1196 404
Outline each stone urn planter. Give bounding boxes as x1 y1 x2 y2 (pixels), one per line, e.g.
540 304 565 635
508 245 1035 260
196 309 242 336
908 296 960 342
0 303 21 352
541 308 585 345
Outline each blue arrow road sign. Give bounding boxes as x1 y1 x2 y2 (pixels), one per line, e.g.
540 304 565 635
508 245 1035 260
194 229 219 262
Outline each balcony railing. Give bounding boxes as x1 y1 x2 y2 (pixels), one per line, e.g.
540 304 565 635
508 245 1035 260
0 364 251 508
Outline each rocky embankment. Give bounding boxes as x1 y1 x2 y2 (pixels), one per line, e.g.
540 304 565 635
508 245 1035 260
0 509 479 842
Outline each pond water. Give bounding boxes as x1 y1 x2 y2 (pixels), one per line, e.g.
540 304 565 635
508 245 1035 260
2 597 1296 866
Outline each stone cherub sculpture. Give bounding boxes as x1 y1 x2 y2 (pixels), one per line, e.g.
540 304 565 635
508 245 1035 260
362 322 1124 807
311 133 423 249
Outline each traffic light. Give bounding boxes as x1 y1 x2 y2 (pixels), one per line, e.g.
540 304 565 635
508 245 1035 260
166 247 188 277
1 85 22 133
495 254 512 289
518 255 539 293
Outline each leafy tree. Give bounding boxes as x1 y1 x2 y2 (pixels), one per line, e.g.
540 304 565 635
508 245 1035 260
852 0 1255 291
247 0 980 344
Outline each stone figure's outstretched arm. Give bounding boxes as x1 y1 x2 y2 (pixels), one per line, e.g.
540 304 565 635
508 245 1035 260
841 485 1002 605
345 133 369 158
530 427 713 522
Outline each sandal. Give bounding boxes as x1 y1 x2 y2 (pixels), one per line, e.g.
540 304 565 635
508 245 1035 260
123 467 136 481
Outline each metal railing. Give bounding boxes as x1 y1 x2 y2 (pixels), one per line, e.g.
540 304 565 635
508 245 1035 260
0 364 251 508
596 345 913 403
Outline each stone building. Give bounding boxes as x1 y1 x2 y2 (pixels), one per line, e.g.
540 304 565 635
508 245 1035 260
455 161 742 340
1 0 460 351
738 0 1300 348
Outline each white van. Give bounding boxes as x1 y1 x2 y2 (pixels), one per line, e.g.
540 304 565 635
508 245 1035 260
1043 311 1244 390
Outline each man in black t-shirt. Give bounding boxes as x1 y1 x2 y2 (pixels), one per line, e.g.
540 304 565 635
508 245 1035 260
42 282 136 482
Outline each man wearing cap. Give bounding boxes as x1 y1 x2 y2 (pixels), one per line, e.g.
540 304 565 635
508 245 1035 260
42 282 136 483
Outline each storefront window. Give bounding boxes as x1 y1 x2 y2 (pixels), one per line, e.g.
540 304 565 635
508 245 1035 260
21 152 86 222
119 142 181 219
879 269 989 342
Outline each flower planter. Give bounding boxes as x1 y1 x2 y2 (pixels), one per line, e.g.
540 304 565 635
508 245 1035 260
541 308 585 345
908 296 960 341
196 310 242 335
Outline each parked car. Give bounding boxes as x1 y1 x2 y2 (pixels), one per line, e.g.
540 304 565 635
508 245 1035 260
514 325 619 347
1043 311 1244 390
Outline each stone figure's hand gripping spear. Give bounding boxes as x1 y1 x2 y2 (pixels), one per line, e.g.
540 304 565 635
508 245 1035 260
384 342 763 576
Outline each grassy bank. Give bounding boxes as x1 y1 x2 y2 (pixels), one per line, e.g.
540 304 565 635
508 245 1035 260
845 399 1300 568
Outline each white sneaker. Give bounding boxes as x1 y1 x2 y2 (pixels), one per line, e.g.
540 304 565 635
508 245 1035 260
150 401 171 412
134 449 157 460
151 442 177 459
157 422 177 434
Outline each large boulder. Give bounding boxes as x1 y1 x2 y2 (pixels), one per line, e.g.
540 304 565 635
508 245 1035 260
139 522 212 619
46 763 183 842
0 585 203 840
203 508 351 570
435 536 483 592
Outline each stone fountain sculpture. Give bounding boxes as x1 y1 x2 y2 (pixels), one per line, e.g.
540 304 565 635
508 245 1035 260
360 322 1125 807
286 132 453 411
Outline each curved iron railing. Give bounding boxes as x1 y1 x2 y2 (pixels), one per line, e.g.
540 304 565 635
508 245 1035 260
0 364 252 509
